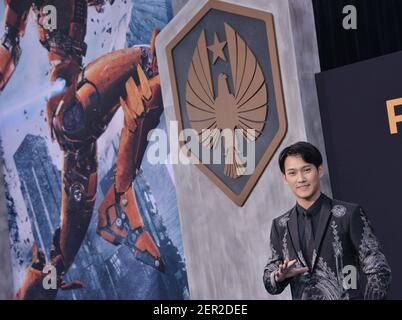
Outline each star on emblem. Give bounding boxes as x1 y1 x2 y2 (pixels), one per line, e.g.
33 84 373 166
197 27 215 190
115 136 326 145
207 32 227 64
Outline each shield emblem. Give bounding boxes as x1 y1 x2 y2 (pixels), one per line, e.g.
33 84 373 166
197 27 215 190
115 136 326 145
166 0 287 206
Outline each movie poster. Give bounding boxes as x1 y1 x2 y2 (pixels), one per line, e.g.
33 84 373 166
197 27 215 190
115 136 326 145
0 0 189 299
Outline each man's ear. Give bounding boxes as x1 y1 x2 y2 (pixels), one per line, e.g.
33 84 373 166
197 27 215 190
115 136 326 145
318 164 324 178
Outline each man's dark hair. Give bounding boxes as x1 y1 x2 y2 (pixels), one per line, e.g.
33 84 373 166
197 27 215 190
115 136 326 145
278 141 323 174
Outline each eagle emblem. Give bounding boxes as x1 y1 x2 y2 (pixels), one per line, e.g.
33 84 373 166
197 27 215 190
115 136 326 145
166 0 288 206
186 23 268 179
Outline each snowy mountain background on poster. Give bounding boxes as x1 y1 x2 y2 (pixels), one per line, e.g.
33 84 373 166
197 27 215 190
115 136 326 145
0 0 187 299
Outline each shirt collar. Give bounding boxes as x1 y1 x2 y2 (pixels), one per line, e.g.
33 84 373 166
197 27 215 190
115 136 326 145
296 193 324 217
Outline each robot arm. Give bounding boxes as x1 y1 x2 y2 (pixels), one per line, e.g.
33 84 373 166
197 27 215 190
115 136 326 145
0 0 31 91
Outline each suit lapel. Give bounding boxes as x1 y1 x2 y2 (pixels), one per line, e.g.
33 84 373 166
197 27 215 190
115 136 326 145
286 206 306 267
311 195 333 270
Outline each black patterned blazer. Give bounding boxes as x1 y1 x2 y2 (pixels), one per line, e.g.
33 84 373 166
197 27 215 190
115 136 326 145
263 194 391 300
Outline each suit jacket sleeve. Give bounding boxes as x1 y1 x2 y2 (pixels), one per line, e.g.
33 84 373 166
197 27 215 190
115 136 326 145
263 219 290 295
350 206 392 300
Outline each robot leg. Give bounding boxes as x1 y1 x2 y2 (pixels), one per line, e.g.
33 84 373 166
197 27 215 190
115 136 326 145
17 80 98 299
48 60 98 272
98 66 165 272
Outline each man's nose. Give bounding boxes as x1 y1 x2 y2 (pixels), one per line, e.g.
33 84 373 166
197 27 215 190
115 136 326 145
296 172 306 182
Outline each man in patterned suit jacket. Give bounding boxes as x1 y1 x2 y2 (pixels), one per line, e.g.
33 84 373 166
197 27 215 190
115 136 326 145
263 141 391 300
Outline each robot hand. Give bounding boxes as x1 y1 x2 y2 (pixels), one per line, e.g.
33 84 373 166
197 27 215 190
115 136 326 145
0 28 21 91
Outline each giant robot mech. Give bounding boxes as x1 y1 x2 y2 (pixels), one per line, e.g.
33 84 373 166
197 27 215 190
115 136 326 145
0 0 166 299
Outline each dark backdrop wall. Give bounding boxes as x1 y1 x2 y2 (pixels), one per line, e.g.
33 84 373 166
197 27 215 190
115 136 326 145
312 0 402 71
314 0 402 299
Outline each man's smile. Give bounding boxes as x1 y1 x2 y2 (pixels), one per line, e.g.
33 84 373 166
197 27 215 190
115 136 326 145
297 184 310 191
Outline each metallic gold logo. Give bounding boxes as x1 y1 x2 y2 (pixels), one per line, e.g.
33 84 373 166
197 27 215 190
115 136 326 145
166 0 287 206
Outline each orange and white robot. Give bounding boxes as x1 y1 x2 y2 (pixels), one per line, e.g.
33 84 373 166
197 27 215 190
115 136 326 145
0 0 165 299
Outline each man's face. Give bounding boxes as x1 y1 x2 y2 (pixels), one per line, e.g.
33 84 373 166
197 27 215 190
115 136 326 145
283 155 323 201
